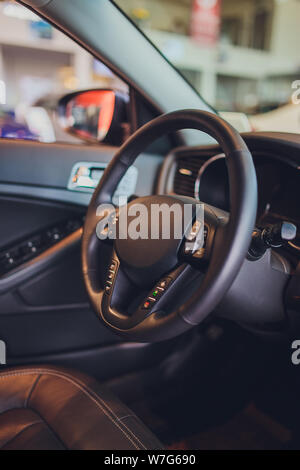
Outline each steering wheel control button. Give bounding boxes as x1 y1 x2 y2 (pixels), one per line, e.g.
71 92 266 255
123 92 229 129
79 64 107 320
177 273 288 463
159 280 167 289
186 220 202 242
142 295 157 309
104 259 118 295
158 278 171 289
143 301 151 309
140 277 174 310
149 286 164 300
104 282 112 294
184 225 208 258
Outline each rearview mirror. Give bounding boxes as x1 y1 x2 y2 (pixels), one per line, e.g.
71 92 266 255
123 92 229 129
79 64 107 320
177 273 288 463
58 89 128 145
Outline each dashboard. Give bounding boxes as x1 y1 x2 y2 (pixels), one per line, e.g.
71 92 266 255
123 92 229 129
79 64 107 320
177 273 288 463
157 132 300 265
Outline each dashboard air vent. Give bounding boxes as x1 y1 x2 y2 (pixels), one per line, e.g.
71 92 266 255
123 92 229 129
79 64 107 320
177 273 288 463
173 156 203 197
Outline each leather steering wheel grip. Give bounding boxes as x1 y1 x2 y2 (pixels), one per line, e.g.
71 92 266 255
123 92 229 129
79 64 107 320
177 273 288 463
82 110 258 342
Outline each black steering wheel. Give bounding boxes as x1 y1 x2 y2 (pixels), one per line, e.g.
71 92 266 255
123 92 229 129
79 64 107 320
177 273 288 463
82 110 257 342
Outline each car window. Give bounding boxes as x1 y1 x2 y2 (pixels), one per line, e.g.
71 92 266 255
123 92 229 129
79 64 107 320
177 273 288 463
0 1 127 143
114 0 300 134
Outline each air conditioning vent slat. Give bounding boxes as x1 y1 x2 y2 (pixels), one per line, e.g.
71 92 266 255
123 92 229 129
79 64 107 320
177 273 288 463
173 155 204 198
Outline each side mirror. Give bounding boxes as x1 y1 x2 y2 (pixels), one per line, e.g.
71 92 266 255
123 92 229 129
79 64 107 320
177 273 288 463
58 89 129 145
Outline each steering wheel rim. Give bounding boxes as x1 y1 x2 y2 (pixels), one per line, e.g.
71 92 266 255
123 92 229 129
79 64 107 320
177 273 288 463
82 110 257 342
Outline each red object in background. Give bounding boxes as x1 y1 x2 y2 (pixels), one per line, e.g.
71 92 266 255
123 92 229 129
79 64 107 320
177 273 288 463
66 90 115 141
190 0 221 46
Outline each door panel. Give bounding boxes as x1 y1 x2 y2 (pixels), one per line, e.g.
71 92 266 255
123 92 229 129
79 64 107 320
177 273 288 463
0 196 120 356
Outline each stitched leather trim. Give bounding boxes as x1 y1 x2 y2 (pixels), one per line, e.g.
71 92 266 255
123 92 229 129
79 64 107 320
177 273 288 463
0 368 148 450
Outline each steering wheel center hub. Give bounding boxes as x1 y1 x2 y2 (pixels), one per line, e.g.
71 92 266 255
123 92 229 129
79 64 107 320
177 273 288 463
115 195 194 285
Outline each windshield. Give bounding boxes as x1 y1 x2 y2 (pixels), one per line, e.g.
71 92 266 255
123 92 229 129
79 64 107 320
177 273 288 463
114 0 300 134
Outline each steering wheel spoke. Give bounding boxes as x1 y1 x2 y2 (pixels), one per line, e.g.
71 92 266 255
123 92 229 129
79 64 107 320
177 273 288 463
101 257 202 331
131 264 189 319
101 251 137 327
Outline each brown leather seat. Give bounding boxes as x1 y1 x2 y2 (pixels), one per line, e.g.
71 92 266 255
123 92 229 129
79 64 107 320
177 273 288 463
0 365 163 450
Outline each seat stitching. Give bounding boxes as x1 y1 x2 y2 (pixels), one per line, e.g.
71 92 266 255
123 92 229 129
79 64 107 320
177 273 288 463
0 370 146 450
117 414 135 421
0 369 142 450
0 369 143 450
25 374 41 408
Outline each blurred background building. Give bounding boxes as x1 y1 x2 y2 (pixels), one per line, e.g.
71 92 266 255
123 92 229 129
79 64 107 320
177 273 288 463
117 0 299 114
0 0 299 141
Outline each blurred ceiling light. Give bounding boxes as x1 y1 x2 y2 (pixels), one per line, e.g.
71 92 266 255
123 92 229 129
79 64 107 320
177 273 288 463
131 8 150 20
64 76 80 90
58 66 80 90
3 3 40 21
0 80 6 105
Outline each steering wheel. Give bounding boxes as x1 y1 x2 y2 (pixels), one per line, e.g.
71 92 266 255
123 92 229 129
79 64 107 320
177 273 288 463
82 110 257 342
